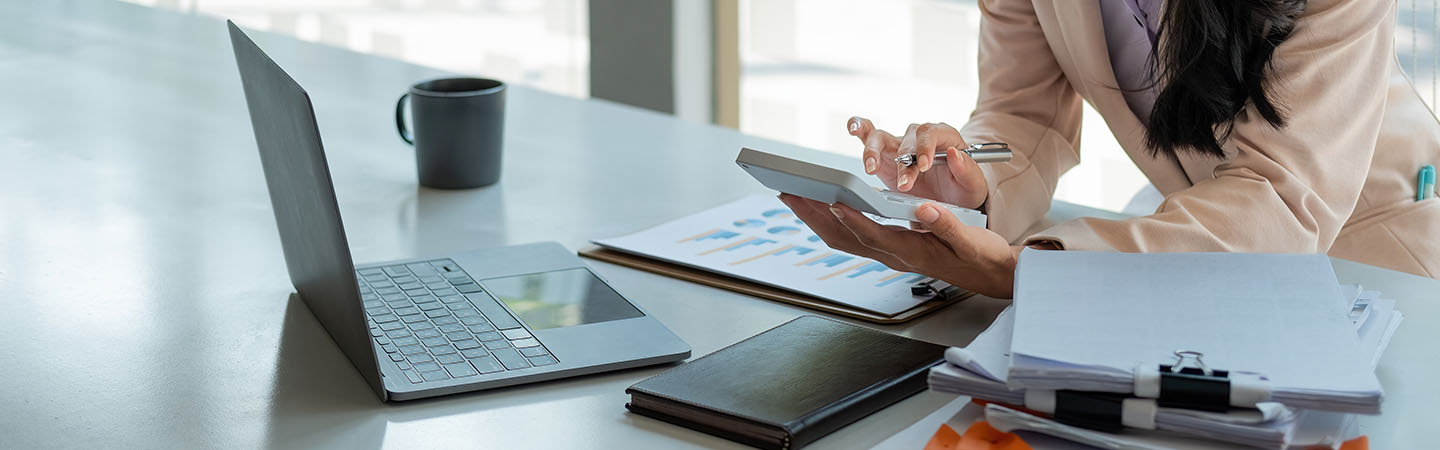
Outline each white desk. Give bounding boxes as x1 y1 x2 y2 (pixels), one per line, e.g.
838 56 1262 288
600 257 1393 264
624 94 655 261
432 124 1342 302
0 2 1434 448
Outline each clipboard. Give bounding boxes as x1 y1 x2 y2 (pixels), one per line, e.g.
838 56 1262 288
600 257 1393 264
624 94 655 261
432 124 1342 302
580 245 974 324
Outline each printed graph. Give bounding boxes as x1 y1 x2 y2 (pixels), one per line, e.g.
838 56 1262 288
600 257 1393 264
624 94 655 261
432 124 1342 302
678 229 740 243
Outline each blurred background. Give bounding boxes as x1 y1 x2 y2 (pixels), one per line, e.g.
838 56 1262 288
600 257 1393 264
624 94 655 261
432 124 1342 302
122 0 1440 213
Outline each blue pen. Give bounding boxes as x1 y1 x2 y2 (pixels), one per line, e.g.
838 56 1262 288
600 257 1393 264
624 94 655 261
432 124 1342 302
1420 165 1436 201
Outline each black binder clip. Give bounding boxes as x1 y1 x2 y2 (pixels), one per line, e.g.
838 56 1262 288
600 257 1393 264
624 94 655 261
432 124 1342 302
1052 391 1127 433
1158 350 1231 412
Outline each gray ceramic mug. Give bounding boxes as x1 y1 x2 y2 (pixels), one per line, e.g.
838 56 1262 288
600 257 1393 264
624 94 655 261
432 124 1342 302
395 77 505 189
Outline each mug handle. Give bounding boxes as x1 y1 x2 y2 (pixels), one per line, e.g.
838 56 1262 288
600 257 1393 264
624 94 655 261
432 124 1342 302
395 93 414 145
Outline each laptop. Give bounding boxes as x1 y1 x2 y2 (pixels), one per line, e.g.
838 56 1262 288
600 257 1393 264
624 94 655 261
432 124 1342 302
226 21 690 401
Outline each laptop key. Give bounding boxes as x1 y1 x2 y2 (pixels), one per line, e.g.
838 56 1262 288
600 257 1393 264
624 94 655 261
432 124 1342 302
461 348 489 359
371 313 399 323
396 360 412 370
403 288 429 297
420 370 449 382
448 276 475 285
383 265 410 277
438 323 464 333
455 284 485 294
402 370 424 384
385 328 412 339
418 275 444 284
453 309 481 318
400 314 427 324
440 295 467 305
443 362 479 378
381 292 406 302
470 356 505 374
366 307 390 316
379 321 406 331
436 353 465 365
510 338 541 349
392 275 417 284
397 282 424 291
407 353 434 364
369 327 384 337
431 288 459 297
414 361 442 373
528 355 558 367
419 302 446 311
415 328 443 339
421 337 449 347
393 336 420 347
431 344 458 355
375 336 392 346
501 329 532 340
446 331 473 342
424 310 450 319
453 339 483 350
491 348 532 370
475 331 504 342
484 340 512 351
363 300 386 309
388 353 404 362
519 347 548 358
411 295 438 305
407 321 435 331
467 323 496 333
399 344 427 355
434 316 460 326
359 268 384 276
375 287 401 295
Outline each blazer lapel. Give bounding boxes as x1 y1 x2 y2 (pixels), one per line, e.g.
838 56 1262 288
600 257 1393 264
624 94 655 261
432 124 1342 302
1047 0 1193 195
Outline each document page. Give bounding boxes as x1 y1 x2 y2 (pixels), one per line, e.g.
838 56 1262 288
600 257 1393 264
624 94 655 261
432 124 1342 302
1009 251 1379 394
595 195 941 316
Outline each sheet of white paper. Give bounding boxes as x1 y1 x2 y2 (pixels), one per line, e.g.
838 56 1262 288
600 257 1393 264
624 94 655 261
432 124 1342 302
1010 251 1379 395
944 306 1015 381
593 195 941 316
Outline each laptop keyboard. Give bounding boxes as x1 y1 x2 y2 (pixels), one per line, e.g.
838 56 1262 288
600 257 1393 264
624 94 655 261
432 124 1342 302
356 259 559 384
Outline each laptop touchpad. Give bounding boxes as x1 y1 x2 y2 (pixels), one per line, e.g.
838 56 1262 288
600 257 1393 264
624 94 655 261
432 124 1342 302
481 268 644 330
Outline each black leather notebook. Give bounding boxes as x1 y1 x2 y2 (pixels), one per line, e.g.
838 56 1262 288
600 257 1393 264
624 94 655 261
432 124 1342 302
625 315 947 450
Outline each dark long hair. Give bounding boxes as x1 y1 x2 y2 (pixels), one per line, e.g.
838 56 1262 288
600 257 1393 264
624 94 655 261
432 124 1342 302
1146 0 1308 159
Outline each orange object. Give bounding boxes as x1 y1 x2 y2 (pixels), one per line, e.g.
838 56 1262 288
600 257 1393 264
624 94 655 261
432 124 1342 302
1337 436 1369 450
924 421 1031 450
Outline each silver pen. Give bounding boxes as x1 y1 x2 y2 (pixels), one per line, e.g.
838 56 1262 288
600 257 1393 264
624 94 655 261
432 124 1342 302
894 142 1012 166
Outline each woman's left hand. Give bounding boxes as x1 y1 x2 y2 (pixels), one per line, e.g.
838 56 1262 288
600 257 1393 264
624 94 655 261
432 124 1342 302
778 193 1020 298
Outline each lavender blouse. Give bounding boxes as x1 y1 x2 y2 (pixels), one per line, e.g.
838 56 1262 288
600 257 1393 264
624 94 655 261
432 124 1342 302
1099 0 1163 123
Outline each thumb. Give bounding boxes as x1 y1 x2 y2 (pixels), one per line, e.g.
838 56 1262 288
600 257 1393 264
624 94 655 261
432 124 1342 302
915 202 967 242
944 146 988 208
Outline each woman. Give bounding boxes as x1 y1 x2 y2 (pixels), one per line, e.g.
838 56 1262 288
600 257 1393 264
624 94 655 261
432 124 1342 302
782 0 1439 298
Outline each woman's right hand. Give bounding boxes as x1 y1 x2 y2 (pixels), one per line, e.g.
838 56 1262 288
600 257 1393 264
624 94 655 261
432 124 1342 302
848 116 989 210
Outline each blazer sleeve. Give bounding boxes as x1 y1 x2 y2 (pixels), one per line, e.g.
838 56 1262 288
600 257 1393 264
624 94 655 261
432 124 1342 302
1028 0 1391 253
962 0 1084 242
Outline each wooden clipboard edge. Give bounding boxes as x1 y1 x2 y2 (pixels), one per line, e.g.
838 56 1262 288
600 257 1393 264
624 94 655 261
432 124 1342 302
579 245 973 324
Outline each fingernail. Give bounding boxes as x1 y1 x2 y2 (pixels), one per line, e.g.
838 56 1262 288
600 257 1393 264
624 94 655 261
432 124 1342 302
898 174 910 189
864 157 877 173
916 205 940 223
830 205 844 219
848 121 859 133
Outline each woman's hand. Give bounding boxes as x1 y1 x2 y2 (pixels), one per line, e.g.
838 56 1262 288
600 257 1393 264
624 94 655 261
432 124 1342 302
848 117 990 210
778 193 1020 298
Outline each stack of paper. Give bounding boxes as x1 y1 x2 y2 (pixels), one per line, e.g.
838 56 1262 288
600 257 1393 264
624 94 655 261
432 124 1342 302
1007 252 1383 414
929 276 1403 448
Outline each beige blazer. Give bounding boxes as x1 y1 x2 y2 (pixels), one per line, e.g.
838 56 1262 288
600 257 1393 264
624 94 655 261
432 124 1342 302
967 0 1440 278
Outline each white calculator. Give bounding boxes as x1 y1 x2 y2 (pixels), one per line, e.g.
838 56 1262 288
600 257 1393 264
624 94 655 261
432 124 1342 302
736 147 987 228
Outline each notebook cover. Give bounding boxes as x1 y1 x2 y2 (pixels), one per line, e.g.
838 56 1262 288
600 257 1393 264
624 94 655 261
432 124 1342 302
625 315 947 449
579 246 971 324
